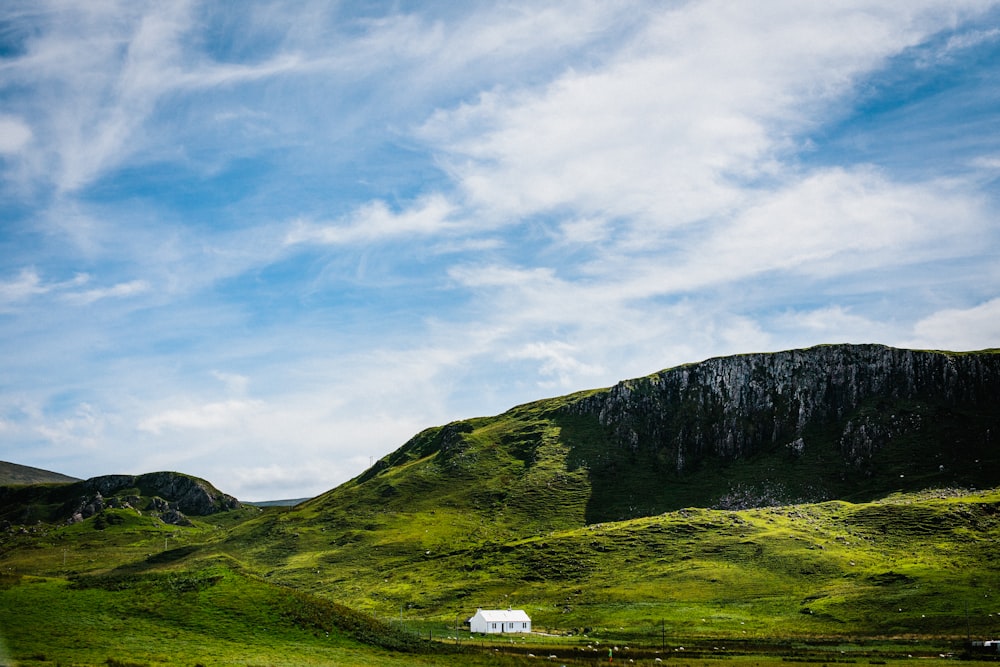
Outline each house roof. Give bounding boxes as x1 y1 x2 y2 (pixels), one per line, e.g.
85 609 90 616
473 609 531 622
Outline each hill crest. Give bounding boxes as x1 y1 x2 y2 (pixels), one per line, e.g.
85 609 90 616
338 343 1000 525
0 461 79 486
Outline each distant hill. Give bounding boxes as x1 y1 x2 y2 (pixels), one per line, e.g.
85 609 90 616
0 470 240 526
247 498 312 507
0 461 79 486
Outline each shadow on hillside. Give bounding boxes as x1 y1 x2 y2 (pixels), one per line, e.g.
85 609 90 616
553 400 1000 525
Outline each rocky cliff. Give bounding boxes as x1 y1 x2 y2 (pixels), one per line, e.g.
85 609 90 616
564 344 999 503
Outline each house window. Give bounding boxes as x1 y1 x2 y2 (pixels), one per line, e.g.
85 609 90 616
492 623 496 629
522 622 527 628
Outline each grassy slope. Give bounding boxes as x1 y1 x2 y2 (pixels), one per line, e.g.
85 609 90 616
0 471 237 525
0 461 79 486
226 487 1000 641
0 508 503 666
2 488 999 664
0 570 525 667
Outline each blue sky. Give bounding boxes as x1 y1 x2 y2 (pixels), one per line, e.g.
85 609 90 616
1 1 998 501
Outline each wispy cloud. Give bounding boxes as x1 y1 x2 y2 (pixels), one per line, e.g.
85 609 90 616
0 115 32 154
0 269 89 305
63 279 150 305
285 195 459 246
419 2 958 226
138 399 263 436
0 268 150 308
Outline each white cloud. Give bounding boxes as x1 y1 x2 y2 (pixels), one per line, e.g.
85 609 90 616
0 115 32 154
64 279 150 305
559 217 612 246
507 341 604 389
229 463 342 501
419 2 975 228
17 3 195 193
924 26 1000 67
689 168 986 285
2 2 312 194
0 269 91 306
212 371 250 396
970 155 1000 170
285 194 458 246
906 298 1000 351
137 399 263 435
0 269 47 303
769 305 895 349
449 264 556 289
35 402 105 449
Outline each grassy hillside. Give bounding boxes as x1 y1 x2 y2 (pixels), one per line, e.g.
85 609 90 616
0 461 78 486
224 486 1000 641
304 346 1000 535
2 484 999 664
0 470 238 525
0 490 1000 665
0 507 502 666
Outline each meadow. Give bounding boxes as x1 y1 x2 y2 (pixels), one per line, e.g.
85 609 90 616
2 487 999 666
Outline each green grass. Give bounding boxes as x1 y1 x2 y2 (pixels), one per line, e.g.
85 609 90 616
230 487 1000 640
2 488 1000 665
0 562 506 666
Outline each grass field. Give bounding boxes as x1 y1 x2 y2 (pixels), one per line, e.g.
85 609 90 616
3 486 999 666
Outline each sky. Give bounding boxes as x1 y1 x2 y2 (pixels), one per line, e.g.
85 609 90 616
0 1 998 501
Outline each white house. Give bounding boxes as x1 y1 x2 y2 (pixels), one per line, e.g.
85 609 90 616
468 608 531 634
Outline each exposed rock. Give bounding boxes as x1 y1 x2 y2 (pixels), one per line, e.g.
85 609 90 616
81 471 240 516
565 344 1000 477
160 508 194 527
65 492 107 523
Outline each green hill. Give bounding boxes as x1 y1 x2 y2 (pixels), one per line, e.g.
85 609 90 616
0 470 241 527
0 461 79 486
217 344 1000 633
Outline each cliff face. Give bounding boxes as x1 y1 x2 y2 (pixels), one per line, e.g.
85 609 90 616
567 344 999 477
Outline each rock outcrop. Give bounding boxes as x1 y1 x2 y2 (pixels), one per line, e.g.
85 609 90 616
566 344 999 475
0 470 241 527
80 472 240 516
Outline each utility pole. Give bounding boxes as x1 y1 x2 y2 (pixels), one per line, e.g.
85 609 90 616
966 600 972 645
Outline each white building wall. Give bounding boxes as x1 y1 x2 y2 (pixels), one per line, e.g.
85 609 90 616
469 609 531 634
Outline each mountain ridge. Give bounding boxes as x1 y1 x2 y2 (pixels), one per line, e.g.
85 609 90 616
345 343 1000 525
